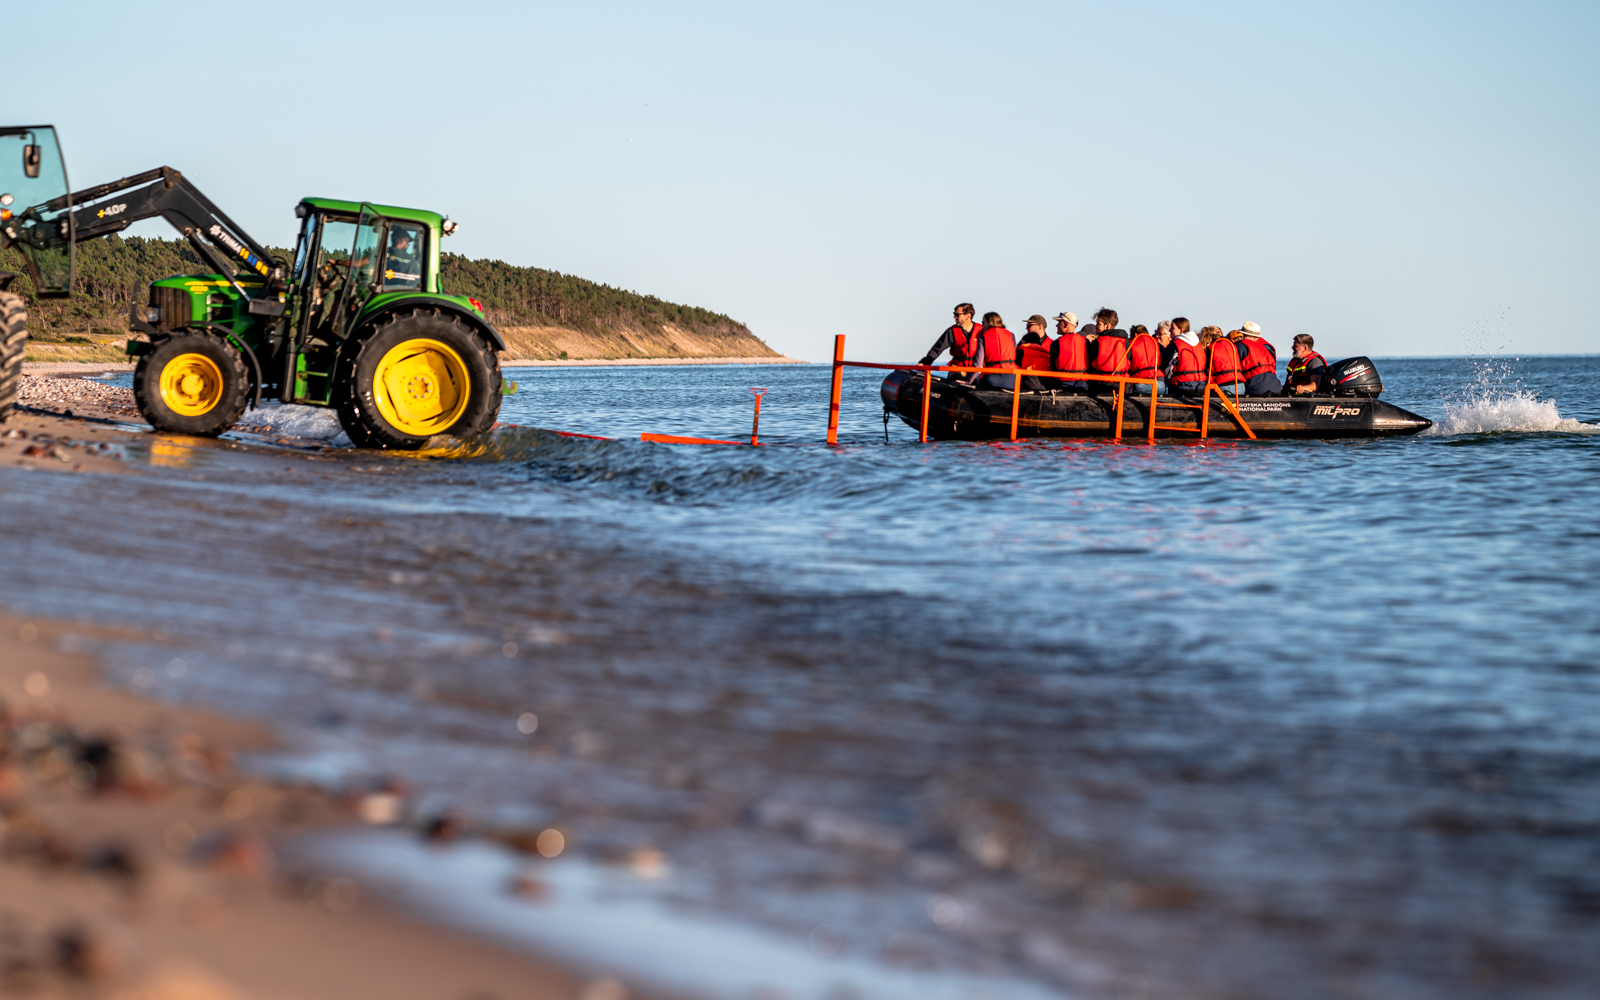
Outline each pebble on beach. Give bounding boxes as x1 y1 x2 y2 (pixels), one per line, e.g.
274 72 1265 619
15 374 139 420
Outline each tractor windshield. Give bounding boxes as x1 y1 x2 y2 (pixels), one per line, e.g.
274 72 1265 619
329 206 384 340
0 125 73 297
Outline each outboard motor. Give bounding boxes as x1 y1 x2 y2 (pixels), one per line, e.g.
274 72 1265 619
1325 356 1384 397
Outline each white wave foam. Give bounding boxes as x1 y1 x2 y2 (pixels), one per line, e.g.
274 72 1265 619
235 402 352 444
1426 391 1600 436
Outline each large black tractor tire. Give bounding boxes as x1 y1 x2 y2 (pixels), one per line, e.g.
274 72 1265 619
133 330 251 437
335 309 501 450
0 292 27 423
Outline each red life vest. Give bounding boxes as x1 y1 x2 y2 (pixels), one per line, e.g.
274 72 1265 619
979 326 1017 368
1052 332 1088 376
1209 341 1243 386
1168 339 1207 384
1240 336 1277 381
1286 350 1327 388
1127 333 1161 379
1091 334 1130 376
1017 341 1052 373
949 323 981 364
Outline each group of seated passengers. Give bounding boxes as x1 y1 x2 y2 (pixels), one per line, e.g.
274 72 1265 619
920 304 1330 397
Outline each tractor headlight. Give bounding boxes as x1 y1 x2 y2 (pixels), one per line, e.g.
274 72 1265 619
441 218 458 236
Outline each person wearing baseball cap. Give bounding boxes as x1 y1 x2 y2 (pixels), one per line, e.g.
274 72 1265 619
1234 320 1283 396
1049 312 1090 393
1016 315 1057 390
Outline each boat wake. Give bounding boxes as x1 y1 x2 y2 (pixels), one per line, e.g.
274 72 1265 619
1425 391 1600 436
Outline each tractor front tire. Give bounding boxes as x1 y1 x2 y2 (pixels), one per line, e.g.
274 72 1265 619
133 331 250 437
336 310 500 450
0 292 27 422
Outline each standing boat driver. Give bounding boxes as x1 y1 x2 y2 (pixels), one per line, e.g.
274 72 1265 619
1235 321 1283 396
383 228 424 291
920 303 983 383
1050 312 1090 393
1285 334 1329 394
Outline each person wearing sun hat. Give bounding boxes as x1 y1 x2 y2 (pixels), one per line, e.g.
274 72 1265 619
1235 320 1283 396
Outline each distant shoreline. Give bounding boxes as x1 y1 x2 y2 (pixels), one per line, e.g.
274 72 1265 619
504 355 807 368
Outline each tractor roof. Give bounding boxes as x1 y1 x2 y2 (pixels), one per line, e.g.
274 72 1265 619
299 197 445 228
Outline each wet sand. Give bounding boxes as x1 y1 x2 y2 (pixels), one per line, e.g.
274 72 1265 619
0 613 589 1000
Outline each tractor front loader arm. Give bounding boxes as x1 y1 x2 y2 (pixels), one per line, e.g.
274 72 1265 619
46 167 285 313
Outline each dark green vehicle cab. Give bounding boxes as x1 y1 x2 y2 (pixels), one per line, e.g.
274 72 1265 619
132 197 504 447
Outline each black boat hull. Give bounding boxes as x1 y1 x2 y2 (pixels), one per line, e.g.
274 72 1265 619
879 370 1433 441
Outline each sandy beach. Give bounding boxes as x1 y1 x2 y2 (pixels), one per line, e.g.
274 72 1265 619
0 378 625 1000
0 611 596 1000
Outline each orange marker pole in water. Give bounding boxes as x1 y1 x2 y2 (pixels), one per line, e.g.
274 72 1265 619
826 335 845 445
919 367 932 443
1010 369 1022 442
749 387 768 446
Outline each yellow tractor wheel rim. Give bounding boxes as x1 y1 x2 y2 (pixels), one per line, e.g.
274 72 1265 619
373 338 470 436
159 352 225 416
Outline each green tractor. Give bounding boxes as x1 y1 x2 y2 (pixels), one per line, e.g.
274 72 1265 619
0 124 503 447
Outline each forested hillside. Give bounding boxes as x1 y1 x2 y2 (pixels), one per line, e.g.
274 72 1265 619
1 236 778 361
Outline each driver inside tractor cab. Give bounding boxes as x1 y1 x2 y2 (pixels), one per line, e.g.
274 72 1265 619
382 224 424 291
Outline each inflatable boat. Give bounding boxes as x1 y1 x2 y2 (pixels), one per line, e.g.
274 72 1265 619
879 360 1432 441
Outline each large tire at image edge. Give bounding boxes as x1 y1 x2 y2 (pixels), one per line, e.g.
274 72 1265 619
133 331 251 436
0 292 27 423
336 310 501 450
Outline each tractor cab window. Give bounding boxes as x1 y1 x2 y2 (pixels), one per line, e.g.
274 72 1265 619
291 213 317 284
348 210 382 291
312 217 358 279
0 126 74 297
382 223 424 291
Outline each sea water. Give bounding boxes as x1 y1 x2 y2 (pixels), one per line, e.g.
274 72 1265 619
2 355 1598 999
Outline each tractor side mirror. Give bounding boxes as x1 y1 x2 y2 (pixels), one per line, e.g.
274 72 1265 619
23 144 41 179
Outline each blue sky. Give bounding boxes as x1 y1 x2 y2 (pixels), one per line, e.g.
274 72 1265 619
8 1 1597 360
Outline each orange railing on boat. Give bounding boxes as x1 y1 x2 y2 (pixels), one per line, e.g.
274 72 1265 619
824 335 1254 445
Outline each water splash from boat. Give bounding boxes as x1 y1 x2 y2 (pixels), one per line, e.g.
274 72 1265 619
1426 391 1599 435
1425 344 1600 435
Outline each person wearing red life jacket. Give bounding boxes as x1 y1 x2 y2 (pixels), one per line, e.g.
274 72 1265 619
1202 326 1244 394
1165 318 1208 396
1126 323 1161 395
1049 311 1090 393
974 311 1018 389
1015 314 1057 390
919 302 983 383
1235 320 1283 396
1087 307 1130 393
1285 333 1329 395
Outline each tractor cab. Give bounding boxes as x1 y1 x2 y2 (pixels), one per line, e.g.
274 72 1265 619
289 198 453 344
0 125 73 297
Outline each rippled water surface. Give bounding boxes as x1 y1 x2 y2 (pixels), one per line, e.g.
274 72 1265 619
4 355 1598 999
